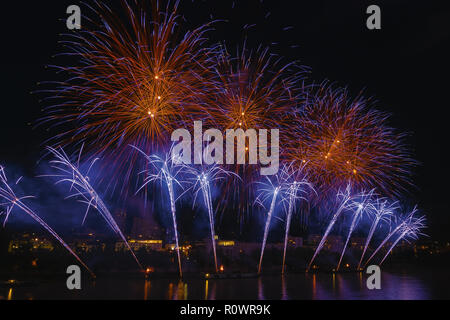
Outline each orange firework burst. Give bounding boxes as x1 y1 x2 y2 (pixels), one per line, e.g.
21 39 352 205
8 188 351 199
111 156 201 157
39 0 217 188
286 83 416 199
208 45 306 132
207 45 307 229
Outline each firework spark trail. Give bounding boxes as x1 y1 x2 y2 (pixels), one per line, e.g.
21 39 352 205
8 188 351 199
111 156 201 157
358 199 397 269
133 146 186 277
336 190 374 271
258 185 280 274
255 164 309 274
44 146 142 270
182 161 239 273
204 182 217 272
363 208 422 267
379 214 426 265
255 169 285 274
0 165 94 277
307 184 354 271
281 167 315 274
282 192 295 275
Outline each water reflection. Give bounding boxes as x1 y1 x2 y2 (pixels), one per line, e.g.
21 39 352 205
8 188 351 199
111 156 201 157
144 280 151 300
358 271 363 290
337 273 345 298
167 283 173 300
281 276 288 300
332 273 336 294
209 280 216 300
1 270 437 300
312 274 316 299
258 278 265 300
183 282 188 300
166 281 188 300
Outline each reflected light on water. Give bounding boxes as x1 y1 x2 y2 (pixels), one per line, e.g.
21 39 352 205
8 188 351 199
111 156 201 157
358 271 363 289
210 281 216 300
397 275 429 300
144 280 151 301
281 276 288 300
1 270 435 300
258 278 265 300
7 288 13 301
176 281 184 300
168 283 173 300
167 281 188 300
183 283 188 300
332 273 336 293
312 274 316 299
337 274 346 298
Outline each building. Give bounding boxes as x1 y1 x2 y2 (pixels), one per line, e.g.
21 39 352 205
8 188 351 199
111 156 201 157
307 234 321 247
71 239 101 253
8 237 54 253
350 237 365 250
307 234 343 252
288 237 303 248
115 239 163 252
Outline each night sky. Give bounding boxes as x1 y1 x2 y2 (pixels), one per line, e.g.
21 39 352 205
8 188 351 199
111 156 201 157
0 1 449 240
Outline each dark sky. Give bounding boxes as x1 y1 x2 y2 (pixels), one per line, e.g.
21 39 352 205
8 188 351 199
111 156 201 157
0 1 449 240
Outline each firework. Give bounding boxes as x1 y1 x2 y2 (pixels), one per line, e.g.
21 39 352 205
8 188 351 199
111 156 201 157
281 164 315 274
39 0 218 194
21 0 425 275
44 146 142 270
0 165 94 277
210 45 306 231
286 83 415 199
182 159 240 272
255 163 313 274
364 207 425 267
257 184 280 274
379 212 426 265
210 45 305 131
307 184 355 271
358 198 397 269
133 145 186 277
336 189 374 271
